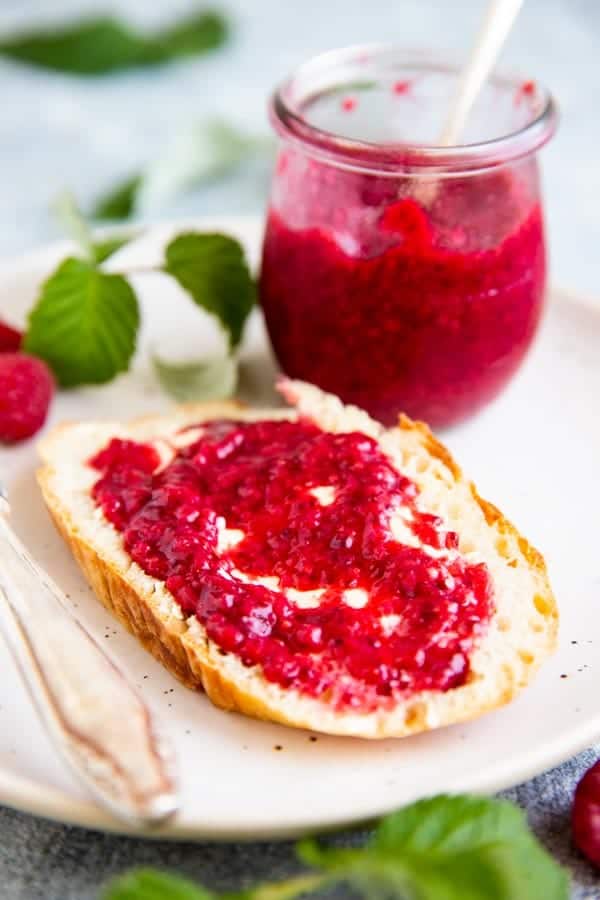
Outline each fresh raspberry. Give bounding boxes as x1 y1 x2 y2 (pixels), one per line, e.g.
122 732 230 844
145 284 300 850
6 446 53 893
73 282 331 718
0 353 54 443
573 758 600 867
0 320 23 352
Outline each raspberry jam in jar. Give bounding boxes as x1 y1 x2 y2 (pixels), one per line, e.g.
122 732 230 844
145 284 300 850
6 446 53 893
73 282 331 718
260 47 557 427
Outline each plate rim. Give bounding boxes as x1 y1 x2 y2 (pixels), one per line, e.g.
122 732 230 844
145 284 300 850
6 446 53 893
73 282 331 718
1 216 599 840
0 718 599 840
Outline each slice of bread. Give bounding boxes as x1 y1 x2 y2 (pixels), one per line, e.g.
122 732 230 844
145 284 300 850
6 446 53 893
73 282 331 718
37 380 557 739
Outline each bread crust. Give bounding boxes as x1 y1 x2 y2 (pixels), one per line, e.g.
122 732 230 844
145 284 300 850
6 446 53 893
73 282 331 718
36 387 558 739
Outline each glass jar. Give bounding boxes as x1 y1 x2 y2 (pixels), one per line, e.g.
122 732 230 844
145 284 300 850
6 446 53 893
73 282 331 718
260 46 558 428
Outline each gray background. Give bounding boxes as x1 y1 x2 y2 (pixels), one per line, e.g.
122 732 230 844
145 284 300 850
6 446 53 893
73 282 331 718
0 0 598 897
0 0 599 294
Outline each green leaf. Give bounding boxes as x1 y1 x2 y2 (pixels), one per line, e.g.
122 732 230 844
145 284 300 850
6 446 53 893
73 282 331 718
103 869 324 900
373 795 523 855
99 795 568 900
24 258 139 387
53 191 131 264
0 10 228 76
299 795 569 900
93 235 132 264
103 868 215 900
92 121 273 222
93 175 142 221
0 17 144 75
141 11 228 64
238 874 327 900
164 233 255 349
152 353 238 403
136 120 273 215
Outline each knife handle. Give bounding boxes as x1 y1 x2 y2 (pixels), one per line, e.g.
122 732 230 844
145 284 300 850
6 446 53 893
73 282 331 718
0 511 178 828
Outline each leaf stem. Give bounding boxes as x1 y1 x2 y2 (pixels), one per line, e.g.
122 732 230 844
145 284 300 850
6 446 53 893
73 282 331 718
53 190 95 261
236 872 328 900
109 265 159 276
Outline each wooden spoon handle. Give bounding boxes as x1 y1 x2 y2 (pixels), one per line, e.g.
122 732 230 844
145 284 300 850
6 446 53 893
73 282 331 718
440 0 525 146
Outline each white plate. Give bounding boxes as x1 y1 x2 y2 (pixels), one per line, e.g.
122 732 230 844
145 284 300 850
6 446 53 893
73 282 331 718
0 216 598 840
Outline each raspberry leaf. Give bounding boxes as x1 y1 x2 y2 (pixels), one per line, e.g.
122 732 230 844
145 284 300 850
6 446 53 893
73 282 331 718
93 175 142 221
143 11 227 65
100 795 567 900
24 258 139 387
299 795 569 900
103 868 216 900
164 233 256 349
54 191 131 263
152 352 237 403
136 121 273 218
92 120 274 222
0 10 227 76
53 190 95 261
103 870 325 900
93 235 132 264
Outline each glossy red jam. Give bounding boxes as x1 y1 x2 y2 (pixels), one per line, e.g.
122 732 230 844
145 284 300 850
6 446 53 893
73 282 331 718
261 165 546 428
90 419 493 711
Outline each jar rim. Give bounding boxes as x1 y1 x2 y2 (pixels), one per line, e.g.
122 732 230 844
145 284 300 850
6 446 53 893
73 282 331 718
270 44 558 174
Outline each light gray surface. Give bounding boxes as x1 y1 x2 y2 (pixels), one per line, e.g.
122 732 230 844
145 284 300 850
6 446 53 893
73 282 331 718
0 0 598 897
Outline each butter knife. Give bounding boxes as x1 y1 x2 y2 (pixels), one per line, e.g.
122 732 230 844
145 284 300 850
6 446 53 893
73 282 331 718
0 484 178 828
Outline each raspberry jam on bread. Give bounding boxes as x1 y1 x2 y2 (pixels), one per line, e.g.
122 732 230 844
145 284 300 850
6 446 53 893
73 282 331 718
38 380 557 737
90 418 493 712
